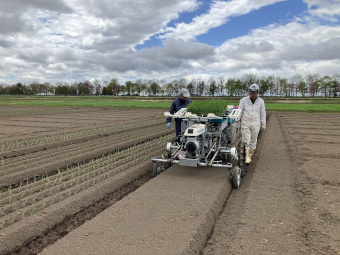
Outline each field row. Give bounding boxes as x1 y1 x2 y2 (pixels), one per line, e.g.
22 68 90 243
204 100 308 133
0 133 172 254
0 117 163 155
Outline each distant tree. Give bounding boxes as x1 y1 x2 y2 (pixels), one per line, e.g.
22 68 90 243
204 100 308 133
305 74 320 96
68 82 77 95
148 81 161 96
171 79 180 95
196 78 205 96
93 79 102 95
278 78 289 97
102 86 108 95
29 82 40 95
120 85 127 95
83 80 94 95
178 78 188 90
39 82 50 95
55 83 69 95
297 80 308 97
234 79 242 96
0 84 5 94
217 76 225 96
208 77 217 97
260 75 275 96
125 81 134 96
108 78 118 95
290 74 304 97
225 78 236 96
187 82 195 96
112 84 121 96
188 78 197 95
135 79 147 96
165 82 174 96
11 83 25 95
319 75 332 97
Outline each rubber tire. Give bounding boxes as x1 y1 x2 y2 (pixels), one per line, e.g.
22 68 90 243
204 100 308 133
152 163 163 177
239 143 246 177
231 166 241 189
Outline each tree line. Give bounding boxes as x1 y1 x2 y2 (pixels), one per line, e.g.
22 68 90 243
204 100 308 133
1 73 339 97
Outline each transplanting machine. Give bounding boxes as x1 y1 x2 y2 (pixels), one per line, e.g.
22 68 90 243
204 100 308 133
151 106 246 188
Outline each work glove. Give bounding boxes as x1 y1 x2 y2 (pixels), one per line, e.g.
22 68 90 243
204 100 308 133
167 122 171 129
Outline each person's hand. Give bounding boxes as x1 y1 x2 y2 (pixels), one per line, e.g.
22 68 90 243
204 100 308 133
167 122 171 129
261 125 266 131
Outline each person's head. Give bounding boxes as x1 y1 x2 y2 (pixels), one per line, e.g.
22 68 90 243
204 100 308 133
248 84 259 100
179 88 190 100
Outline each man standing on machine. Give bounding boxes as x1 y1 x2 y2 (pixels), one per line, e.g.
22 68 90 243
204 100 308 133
166 88 192 138
239 84 266 164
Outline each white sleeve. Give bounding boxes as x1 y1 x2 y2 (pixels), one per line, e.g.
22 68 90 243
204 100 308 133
260 100 266 127
239 98 245 112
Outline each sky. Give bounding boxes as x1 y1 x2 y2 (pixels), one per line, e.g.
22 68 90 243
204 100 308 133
1 0 340 85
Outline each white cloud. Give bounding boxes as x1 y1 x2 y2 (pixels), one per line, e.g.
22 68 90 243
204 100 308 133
215 18 340 77
0 0 340 85
304 0 340 20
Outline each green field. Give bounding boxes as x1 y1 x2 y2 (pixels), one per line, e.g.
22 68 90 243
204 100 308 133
0 95 340 112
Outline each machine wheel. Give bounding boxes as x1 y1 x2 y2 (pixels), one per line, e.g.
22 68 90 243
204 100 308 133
152 162 165 177
231 166 241 189
239 143 246 177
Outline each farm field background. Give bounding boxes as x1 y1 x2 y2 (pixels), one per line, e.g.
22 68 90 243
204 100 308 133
1 95 340 112
0 97 339 254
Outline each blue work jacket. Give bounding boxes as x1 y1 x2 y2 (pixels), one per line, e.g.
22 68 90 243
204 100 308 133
166 97 192 136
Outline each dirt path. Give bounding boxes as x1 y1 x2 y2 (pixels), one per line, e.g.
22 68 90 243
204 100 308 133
204 112 340 255
39 165 233 255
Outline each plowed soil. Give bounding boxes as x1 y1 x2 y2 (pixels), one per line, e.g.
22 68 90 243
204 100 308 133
0 107 339 255
204 112 340 255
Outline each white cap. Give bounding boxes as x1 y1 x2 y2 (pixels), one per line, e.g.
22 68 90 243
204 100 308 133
249 84 259 92
180 88 190 97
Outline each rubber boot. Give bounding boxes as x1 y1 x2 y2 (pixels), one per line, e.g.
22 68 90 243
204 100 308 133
245 149 251 164
249 148 255 159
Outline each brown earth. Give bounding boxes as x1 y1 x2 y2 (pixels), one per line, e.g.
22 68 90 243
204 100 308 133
0 107 339 255
204 112 340 255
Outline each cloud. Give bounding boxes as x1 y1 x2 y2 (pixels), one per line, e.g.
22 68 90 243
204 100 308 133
163 38 214 59
304 0 340 18
0 0 340 84
0 0 73 35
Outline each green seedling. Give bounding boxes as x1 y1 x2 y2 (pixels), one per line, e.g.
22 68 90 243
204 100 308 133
31 203 36 214
21 208 27 219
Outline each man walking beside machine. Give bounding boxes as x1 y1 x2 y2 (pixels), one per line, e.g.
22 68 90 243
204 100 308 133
239 84 266 164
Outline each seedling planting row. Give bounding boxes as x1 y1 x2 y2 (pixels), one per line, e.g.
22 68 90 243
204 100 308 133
0 134 171 230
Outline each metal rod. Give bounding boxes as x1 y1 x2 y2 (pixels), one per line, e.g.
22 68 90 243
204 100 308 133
151 158 232 169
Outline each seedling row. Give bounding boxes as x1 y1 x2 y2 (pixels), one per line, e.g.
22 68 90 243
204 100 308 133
0 123 167 179
0 133 172 231
0 117 163 153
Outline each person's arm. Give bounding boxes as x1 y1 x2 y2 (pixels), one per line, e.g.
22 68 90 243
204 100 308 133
166 100 176 123
239 98 244 112
260 100 266 129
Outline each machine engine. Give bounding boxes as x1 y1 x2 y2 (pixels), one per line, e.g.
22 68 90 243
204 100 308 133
183 123 205 159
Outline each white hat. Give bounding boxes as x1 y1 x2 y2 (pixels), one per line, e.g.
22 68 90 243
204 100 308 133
249 84 259 92
180 88 190 97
